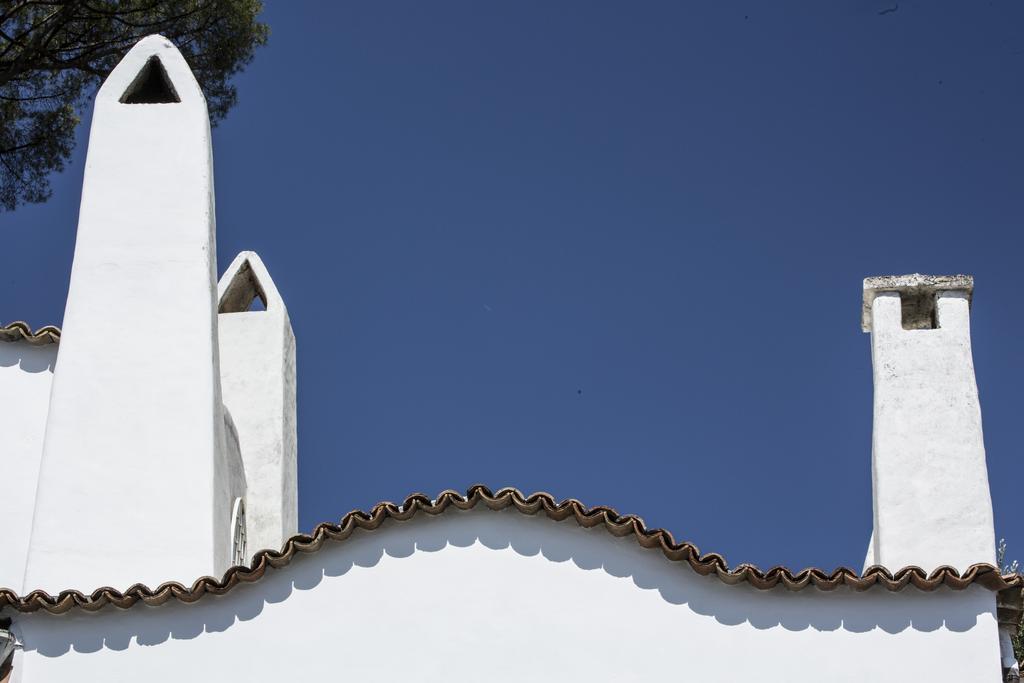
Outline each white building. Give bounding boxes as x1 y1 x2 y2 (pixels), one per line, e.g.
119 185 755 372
0 35 1020 682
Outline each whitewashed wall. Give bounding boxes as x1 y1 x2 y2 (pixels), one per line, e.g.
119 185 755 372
0 342 55 593
8 508 1003 682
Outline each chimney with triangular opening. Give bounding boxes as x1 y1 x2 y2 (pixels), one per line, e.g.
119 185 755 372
217 252 298 557
23 36 243 593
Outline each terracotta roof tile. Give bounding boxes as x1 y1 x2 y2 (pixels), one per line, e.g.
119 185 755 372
0 321 60 345
1 486 1020 614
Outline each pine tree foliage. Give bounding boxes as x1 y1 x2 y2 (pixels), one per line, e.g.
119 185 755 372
0 0 268 211
999 539 1024 666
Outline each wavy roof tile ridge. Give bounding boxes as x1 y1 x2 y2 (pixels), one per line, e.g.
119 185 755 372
0 321 61 345
0 485 1020 615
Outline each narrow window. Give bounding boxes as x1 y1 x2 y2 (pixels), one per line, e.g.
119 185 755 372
230 497 247 566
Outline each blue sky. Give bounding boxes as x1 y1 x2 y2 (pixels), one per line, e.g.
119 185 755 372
3 0 1023 571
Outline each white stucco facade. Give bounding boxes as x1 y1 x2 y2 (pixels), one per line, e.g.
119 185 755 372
0 35 1018 683
5 510 1006 682
0 341 56 593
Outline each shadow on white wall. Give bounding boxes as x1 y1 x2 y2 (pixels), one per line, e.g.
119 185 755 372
20 507 991 658
0 344 55 374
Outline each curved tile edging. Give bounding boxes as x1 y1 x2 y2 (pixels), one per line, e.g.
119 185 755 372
1 485 1020 614
0 321 61 345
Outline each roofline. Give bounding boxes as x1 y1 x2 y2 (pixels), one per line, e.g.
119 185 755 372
1 485 1020 615
0 321 60 345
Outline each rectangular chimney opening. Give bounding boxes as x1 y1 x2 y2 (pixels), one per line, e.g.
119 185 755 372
900 291 937 330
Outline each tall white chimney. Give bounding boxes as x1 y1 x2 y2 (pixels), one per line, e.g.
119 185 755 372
864 274 996 574
24 36 243 593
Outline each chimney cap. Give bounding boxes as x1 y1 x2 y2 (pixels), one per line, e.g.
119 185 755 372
862 274 973 332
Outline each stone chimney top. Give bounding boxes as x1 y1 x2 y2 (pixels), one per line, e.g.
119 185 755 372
861 273 973 333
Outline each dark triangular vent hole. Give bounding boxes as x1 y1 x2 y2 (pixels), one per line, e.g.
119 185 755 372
220 261 268 313
120 56 180 104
